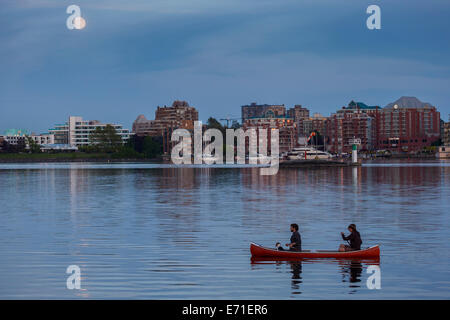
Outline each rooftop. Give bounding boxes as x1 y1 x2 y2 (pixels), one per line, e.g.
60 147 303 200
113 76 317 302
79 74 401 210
346 100 379 110
385 96 433 109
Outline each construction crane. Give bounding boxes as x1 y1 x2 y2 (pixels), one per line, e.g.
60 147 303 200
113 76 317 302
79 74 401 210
219 116 240 128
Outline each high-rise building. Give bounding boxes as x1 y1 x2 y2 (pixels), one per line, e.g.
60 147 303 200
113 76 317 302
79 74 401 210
133 100 198 137
377 97 440 152
241 103 286 123
299 113 328 137
326 98 440 154
287 105 310 122
132 100 199 154
287 105 310 136
243 115 297 153
443 116 450 146
48 116 130 146
326 111 376 154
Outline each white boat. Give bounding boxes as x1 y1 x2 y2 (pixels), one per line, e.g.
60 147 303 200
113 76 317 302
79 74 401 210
248 153 272 164
286 146 332 160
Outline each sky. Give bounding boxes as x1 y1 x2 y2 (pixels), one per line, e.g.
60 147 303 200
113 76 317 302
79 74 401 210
1 0 450 133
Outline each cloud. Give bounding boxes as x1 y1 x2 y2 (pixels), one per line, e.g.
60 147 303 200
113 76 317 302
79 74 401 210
0 0 449 133
4 0 300 14
125 50 450 119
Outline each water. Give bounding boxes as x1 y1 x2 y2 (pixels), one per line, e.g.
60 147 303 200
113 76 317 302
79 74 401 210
0 160 449 299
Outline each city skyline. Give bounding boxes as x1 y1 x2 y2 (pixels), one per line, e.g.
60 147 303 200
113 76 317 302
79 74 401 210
1 0 450 133
0 95 447 135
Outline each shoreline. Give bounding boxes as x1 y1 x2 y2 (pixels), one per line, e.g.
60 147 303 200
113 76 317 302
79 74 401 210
0 156 163 164
0 157 441 165
279 159 360 167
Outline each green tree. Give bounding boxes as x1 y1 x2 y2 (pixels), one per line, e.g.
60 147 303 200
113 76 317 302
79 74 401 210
142 136 162 158
89 125 123 152
1 140 26 153
25 136 41 153
206 117 225 134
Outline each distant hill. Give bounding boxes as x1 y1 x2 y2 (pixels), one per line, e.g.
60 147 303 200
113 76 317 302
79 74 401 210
385 96 433 109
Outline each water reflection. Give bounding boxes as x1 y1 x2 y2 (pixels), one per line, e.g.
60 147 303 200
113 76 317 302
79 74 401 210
340 260 363 292
0 161 448 299
289 261 303 294
251 258 303 295
251 258 381 295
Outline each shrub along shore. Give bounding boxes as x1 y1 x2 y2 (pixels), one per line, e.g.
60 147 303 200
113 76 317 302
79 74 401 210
0 152 163 163
0 125 164 163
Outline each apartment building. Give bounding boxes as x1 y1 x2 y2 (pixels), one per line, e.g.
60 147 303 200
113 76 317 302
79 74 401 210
241 102 286 124
49 116 130 146
31 133 55 145
377 97 440 152
132 100 199 153
443 119 450 146
133 100 198 137
298 113 328 137
326 111 376 154
243 115 297 153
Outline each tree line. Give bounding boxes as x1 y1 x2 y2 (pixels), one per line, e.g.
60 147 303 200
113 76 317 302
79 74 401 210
0 125 163 159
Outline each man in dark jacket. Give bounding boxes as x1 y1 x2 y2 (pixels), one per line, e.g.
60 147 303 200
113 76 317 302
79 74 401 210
339 224 362 251
286 223 302 251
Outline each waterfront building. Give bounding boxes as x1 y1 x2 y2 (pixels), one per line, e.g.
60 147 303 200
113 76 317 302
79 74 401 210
325 97 440 154
287 105 310 122
30 133 55 145
1 129 29 145
325 101 379 154
377 97 440 152
443 117 450 146
0 129 56 151
341 100 381 114
436 116 450 159
298 113 328 137
326 110 376 154
287 105 310 136
48 116 130 147
132 100 199 153
241 102 286 124
133 100 198 137
243 115 297 153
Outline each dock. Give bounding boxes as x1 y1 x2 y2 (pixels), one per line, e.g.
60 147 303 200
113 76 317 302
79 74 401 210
279 159 360 168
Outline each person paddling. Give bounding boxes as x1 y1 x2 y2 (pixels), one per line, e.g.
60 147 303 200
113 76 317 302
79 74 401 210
339 224 362 252
286 223 302 251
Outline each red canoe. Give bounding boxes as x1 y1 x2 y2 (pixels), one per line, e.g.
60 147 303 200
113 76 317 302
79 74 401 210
250 242 380 259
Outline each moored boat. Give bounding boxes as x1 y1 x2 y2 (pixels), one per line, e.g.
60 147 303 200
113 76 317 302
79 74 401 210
250 242 380 259
286 146 332 160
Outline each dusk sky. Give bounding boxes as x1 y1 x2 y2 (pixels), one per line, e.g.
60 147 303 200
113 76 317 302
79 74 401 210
1 0 449 133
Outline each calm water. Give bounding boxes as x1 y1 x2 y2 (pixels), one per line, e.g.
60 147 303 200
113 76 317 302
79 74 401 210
0 160 449 299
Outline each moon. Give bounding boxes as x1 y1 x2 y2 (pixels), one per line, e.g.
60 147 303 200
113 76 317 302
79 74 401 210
73 16 86 30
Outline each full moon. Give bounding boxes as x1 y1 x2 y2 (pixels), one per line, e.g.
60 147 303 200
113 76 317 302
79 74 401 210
73 16 86 30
